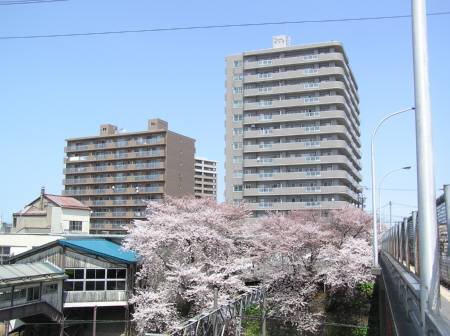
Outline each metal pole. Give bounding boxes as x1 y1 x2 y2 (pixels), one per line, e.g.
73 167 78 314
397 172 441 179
93 305 97 336
404 217 410 269
371 107 414 267
411 0 440 330
389 201 392 228
260 291 266 336
413 211 419 275
444 184 450 256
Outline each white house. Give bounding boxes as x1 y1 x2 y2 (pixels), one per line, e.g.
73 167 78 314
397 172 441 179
12 188 91 234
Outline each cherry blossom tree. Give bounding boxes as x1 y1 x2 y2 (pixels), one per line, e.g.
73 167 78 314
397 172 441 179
123 196 257 334
124 198 373 335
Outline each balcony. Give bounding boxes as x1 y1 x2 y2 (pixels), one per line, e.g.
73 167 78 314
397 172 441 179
63 174 164 185
65 138 166 153
243 154 361 180
64 162 165 175
63 186 164 196
244 52 346 70
243 80 348 97
90 211 144 218
245 200 350 211
243 94 359 128
243 109 360 139
64 150 165 163
83 199 151 207
243 185 358 199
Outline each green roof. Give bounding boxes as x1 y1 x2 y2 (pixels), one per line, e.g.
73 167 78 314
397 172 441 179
59 239 137 264
0 262 65 286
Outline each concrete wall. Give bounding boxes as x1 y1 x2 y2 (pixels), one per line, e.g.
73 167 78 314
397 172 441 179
165 131 195 197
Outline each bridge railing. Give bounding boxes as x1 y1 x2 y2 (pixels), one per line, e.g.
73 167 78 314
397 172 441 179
145 287 265 336
381 216 450 335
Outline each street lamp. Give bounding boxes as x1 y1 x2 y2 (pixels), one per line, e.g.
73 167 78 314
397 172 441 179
378 166 411 229
370 107 414 267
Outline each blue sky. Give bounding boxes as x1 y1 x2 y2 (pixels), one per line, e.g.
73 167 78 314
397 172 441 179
1 0 449 224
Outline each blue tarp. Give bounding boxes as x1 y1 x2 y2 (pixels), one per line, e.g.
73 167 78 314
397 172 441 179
59 239 137 264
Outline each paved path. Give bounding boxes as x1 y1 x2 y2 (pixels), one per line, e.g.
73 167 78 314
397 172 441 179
440 285 450 320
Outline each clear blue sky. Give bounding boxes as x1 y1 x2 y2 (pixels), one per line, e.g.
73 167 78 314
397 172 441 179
1 0 449 224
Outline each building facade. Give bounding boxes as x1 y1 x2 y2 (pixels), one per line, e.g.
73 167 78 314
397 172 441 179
63 119 195 234
194 157 218 199
12 188 90 234
225 36 361 215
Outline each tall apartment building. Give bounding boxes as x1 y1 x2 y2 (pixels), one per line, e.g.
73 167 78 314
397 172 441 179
225 36 361 215
194 157 218 199
63 119 195 234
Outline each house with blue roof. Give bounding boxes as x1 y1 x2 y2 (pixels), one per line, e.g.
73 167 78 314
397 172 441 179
9 238 137 336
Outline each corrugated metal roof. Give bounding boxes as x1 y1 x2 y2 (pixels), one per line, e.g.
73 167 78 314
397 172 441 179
59 239 137 264
0 262 64 285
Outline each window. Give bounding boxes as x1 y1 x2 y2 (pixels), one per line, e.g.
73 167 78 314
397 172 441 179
233 87 243 94
304 68 318 75
43 284 57 295
233 142 243 150
258 59 273 65
64 281 83 291
26 286 40 302
86 281 105 291
86 269 105 279
232 100 243 108
66 269 84 279
233 128 243 135
233 114 243 122
257 72 273 79
69 221 82 232
0 246 11 265
233 74 243 81
233 185 243 192
232 156 242 164
107 269 126 279
233 170 243 178
233 60 243 67
107 281 126 290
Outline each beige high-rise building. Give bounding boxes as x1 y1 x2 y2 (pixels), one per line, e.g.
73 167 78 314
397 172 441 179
63 119 195 234
225 36 361 215
195 157 218 199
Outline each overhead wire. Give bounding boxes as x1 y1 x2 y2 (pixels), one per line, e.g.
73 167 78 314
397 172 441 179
0 0 67 5
0 11 449 40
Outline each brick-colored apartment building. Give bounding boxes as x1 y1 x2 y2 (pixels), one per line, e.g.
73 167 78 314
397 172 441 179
63 119 195 234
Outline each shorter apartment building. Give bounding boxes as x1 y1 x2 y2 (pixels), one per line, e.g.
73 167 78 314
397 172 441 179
63 119 195 234
12 188 90 234
194 157 218 199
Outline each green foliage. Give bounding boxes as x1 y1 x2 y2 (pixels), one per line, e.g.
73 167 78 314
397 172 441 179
356 282 374 298
243 304 261 336
351 326 368 336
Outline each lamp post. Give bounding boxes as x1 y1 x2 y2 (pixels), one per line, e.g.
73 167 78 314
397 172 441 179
370 107 414 267
378 166 411 229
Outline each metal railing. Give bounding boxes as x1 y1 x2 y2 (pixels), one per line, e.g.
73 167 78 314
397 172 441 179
145 287 264 336
381 209 450 335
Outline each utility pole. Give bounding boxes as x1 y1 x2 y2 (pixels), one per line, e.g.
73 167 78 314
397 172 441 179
411 0 440 332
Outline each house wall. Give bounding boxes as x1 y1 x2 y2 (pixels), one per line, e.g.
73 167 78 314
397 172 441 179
50 208 90 234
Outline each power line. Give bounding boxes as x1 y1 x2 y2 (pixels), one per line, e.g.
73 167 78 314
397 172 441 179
1 11 449 40
391 202 418 208
0 0 67 5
